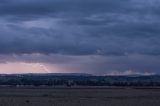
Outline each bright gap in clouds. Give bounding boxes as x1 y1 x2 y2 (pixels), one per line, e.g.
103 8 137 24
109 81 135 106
0 62 56 74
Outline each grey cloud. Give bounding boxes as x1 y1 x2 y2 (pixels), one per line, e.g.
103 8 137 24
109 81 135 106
0 0 160 56
0 54 160 74
1 0 160 74
0 0 128 15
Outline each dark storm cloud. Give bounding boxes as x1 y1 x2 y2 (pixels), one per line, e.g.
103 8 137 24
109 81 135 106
0 0 159 56
0 0 160 74
0 0 127 15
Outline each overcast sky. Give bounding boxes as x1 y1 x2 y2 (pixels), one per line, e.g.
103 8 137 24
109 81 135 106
0 0 159 75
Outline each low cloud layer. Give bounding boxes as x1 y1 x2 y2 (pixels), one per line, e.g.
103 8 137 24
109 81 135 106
0 54 159 75
0 0 160 74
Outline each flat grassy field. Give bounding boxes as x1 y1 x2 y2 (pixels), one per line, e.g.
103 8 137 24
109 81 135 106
0 87 159 106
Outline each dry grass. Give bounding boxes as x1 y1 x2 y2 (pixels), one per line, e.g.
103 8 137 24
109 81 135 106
0 87 159 106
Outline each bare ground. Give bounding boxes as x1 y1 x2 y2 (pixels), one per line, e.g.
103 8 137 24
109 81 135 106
0 87 159 106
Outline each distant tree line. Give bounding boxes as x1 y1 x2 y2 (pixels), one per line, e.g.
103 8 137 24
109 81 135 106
0 75 160 87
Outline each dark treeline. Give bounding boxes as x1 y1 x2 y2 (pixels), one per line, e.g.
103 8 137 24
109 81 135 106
0 74 160 87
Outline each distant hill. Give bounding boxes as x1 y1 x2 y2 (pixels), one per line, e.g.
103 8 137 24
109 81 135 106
0 73 159 87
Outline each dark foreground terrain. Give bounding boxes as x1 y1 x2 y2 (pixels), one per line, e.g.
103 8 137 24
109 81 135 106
0 87 159 106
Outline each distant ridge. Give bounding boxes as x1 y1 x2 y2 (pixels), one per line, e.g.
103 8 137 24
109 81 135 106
0 73 160 86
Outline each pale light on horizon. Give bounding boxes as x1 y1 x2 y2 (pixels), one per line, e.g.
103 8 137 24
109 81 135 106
0 62 58 74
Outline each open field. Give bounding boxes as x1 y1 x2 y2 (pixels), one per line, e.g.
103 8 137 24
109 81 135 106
0 87 159 106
